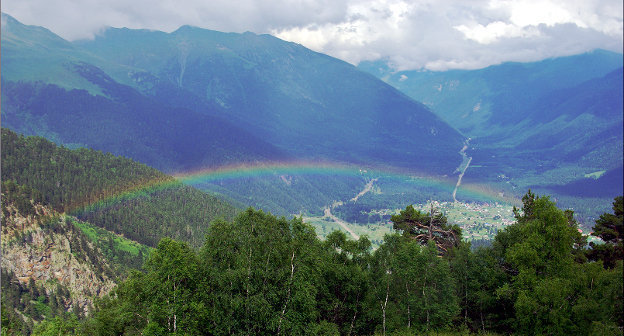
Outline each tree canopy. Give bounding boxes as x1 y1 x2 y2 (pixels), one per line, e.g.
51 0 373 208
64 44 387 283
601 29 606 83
588 196 624 268
391 204 462 254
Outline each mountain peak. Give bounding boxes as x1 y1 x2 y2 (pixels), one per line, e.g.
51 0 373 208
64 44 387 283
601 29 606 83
1 12 69 46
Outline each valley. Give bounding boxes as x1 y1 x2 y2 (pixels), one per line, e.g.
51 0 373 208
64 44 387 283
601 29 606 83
302 174 517 248
2 13 621 227
0 10 622 335
360 51 623 223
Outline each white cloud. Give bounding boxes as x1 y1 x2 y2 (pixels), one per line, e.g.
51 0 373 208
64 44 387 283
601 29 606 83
454 21 540 44
2 0 622 70
272 0 622 70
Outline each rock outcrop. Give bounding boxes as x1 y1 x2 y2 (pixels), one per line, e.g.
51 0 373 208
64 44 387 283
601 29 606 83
1 201 116 315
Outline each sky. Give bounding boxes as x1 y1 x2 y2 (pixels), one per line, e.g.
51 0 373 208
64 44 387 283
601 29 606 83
3 0 622 70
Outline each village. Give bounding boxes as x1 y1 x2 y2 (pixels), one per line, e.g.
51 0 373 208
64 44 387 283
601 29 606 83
415 200 516 241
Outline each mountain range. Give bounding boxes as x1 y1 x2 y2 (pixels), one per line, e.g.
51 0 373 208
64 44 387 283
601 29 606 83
1 13 470 216
1 13 464 174
2 12 622 219
360 51 623 211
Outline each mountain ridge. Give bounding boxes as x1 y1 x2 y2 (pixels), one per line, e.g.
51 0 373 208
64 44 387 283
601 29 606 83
2 13 469 216
359 50 623 217
2 12 464 175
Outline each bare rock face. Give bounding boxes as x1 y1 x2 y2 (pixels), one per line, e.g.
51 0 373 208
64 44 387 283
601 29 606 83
1 202 116 315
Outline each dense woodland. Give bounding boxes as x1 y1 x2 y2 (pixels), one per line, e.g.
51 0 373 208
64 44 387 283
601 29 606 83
1 129 623 335
1 128 237 247
77 195 620 336
3 196 623 335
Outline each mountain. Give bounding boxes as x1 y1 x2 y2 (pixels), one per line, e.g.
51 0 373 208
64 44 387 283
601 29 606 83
359 51 623 217
1 13 469 217
2 13 464 175
359 50 623 137
74 25 465 172
1 16 287 173
1 128 238 247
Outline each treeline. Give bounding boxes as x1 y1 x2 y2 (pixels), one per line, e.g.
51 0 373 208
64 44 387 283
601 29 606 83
1 128 237 247
33 193 623 335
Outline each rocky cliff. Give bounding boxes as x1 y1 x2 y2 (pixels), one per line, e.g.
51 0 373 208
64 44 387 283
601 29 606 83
1 198 116 318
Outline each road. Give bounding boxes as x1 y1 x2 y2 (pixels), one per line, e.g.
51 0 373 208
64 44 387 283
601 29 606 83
351 178 378 202
321 177 380 240
324 206 360 240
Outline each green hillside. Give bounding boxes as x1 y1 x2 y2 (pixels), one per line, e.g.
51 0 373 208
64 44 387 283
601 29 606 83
360 52 623 221
1 128 238 247
25 194 623 336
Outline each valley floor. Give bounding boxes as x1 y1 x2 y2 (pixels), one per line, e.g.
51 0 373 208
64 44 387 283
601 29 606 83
302 178 519 247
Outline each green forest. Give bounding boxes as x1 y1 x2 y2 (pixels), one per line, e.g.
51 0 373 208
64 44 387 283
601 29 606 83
4 196 623 335
1 129 623 335
1 128 237 248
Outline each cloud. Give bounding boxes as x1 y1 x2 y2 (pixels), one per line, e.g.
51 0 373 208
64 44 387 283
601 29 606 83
3 0 622 70
274 0 623 70
2 0 350 39
454 21 541 44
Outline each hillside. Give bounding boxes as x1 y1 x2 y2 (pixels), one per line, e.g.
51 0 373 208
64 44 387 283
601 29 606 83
359 50 623 136
359 51 624 219
1 190 116 335
0 128 239 334
1 128 238 247
0 70 288 174
1 13 464 175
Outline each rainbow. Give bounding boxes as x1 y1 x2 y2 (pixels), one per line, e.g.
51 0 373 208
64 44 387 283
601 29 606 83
172 160 519 205
73 160 520 215
73 177 182 214
172 160 369 183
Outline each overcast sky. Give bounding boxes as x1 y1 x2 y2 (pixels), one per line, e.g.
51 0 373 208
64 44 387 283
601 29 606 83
3 0 622 70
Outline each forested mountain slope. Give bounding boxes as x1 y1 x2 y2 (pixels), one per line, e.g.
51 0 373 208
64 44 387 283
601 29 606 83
1 128 237 247
360 51 623 216
1 13 464 175
1 191 116 335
